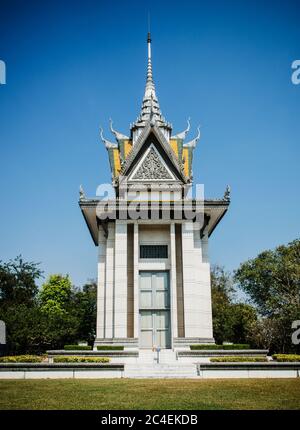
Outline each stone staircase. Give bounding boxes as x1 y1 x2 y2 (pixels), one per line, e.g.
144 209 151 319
124 349 197 378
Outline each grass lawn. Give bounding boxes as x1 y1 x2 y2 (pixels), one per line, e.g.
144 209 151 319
0 379 299 410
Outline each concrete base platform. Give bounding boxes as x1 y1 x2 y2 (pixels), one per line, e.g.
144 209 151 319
124 363 197 378
0 361 300 379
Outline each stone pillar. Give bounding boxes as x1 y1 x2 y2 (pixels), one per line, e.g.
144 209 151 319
181 221 198 338
133 222 139 339
96 228 107 339
104 223 115 338
170 222 178 341
193 228 213 340
114 220 128 338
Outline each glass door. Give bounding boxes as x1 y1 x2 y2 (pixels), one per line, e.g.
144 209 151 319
139 271 171 348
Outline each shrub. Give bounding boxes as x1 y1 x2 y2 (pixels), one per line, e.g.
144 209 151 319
0 355 45 363
190 344 250 350
272 354 300 362
64 345 92 351
53 356 110 363
210 356 268 363
96 346 124 351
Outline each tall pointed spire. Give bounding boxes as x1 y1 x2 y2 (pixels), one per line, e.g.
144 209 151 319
144 32 155 100
131 31 172 143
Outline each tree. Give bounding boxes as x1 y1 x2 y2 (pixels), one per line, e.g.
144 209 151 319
0 304 50 354
246 318 282 351
211 265 233 344
0 256 43 354
229 303 257 345
39 274 73 316
0 256 98 353
38 274 79 349
211 265 257 344
0 255 42 306
73 281 97 344
234 239 300 353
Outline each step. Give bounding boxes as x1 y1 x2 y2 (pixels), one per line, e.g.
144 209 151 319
137 350 178 364
124 363 197 378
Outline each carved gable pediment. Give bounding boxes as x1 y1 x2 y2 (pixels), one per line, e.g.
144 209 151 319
130 145 176 181
124 127 186 184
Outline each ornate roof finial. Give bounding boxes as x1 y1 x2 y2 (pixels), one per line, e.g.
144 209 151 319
79 185 86 201
224 185 231 201
184 126 201 148
172 118 191 140
130 29 172 140
144 29 156 102
147 12 152 83
109 118 129 141
100 126 118 149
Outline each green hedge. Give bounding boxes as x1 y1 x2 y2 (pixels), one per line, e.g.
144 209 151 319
96 346 124 351
64 345 92 351
0 355 45 363
210 357 268 363
190 344 250 350
53 356 110 363
272 354 300 362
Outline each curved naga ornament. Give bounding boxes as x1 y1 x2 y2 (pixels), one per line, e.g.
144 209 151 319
100 126 118 149
171 118 190 140
109 118 129 141
184 126 201 148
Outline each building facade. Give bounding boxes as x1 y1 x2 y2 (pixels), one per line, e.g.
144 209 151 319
80 34 230 349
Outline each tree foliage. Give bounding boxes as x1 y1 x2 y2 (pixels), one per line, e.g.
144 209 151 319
0 256 42 306
73 281 97 344
234 239 300 353
39 274 73 317
0 257 97 354
211 265 257 345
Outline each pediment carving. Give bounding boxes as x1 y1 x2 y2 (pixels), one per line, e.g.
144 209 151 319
131 146 174 181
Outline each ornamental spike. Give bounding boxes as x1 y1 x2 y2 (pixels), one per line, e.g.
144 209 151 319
109 118 129 141
171 117 191 139
100 126 117 149
184 125 201 148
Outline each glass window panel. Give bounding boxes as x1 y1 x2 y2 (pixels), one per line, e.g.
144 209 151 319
140 245 168 259
156 311 169 329
139 272 152 290
140 291 152 308
140 311 153 329
155 291 169 309
155 272 168 291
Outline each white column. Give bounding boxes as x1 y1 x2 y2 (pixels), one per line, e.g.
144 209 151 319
105 223 115 338
96 228 107 339
114 221 128 338
181 221 214 340
133 222 139 339
181 221 198 337
197 231 213 339
170 222 178 341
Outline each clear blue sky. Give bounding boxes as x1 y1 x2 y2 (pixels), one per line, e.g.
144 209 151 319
0 0 299 287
